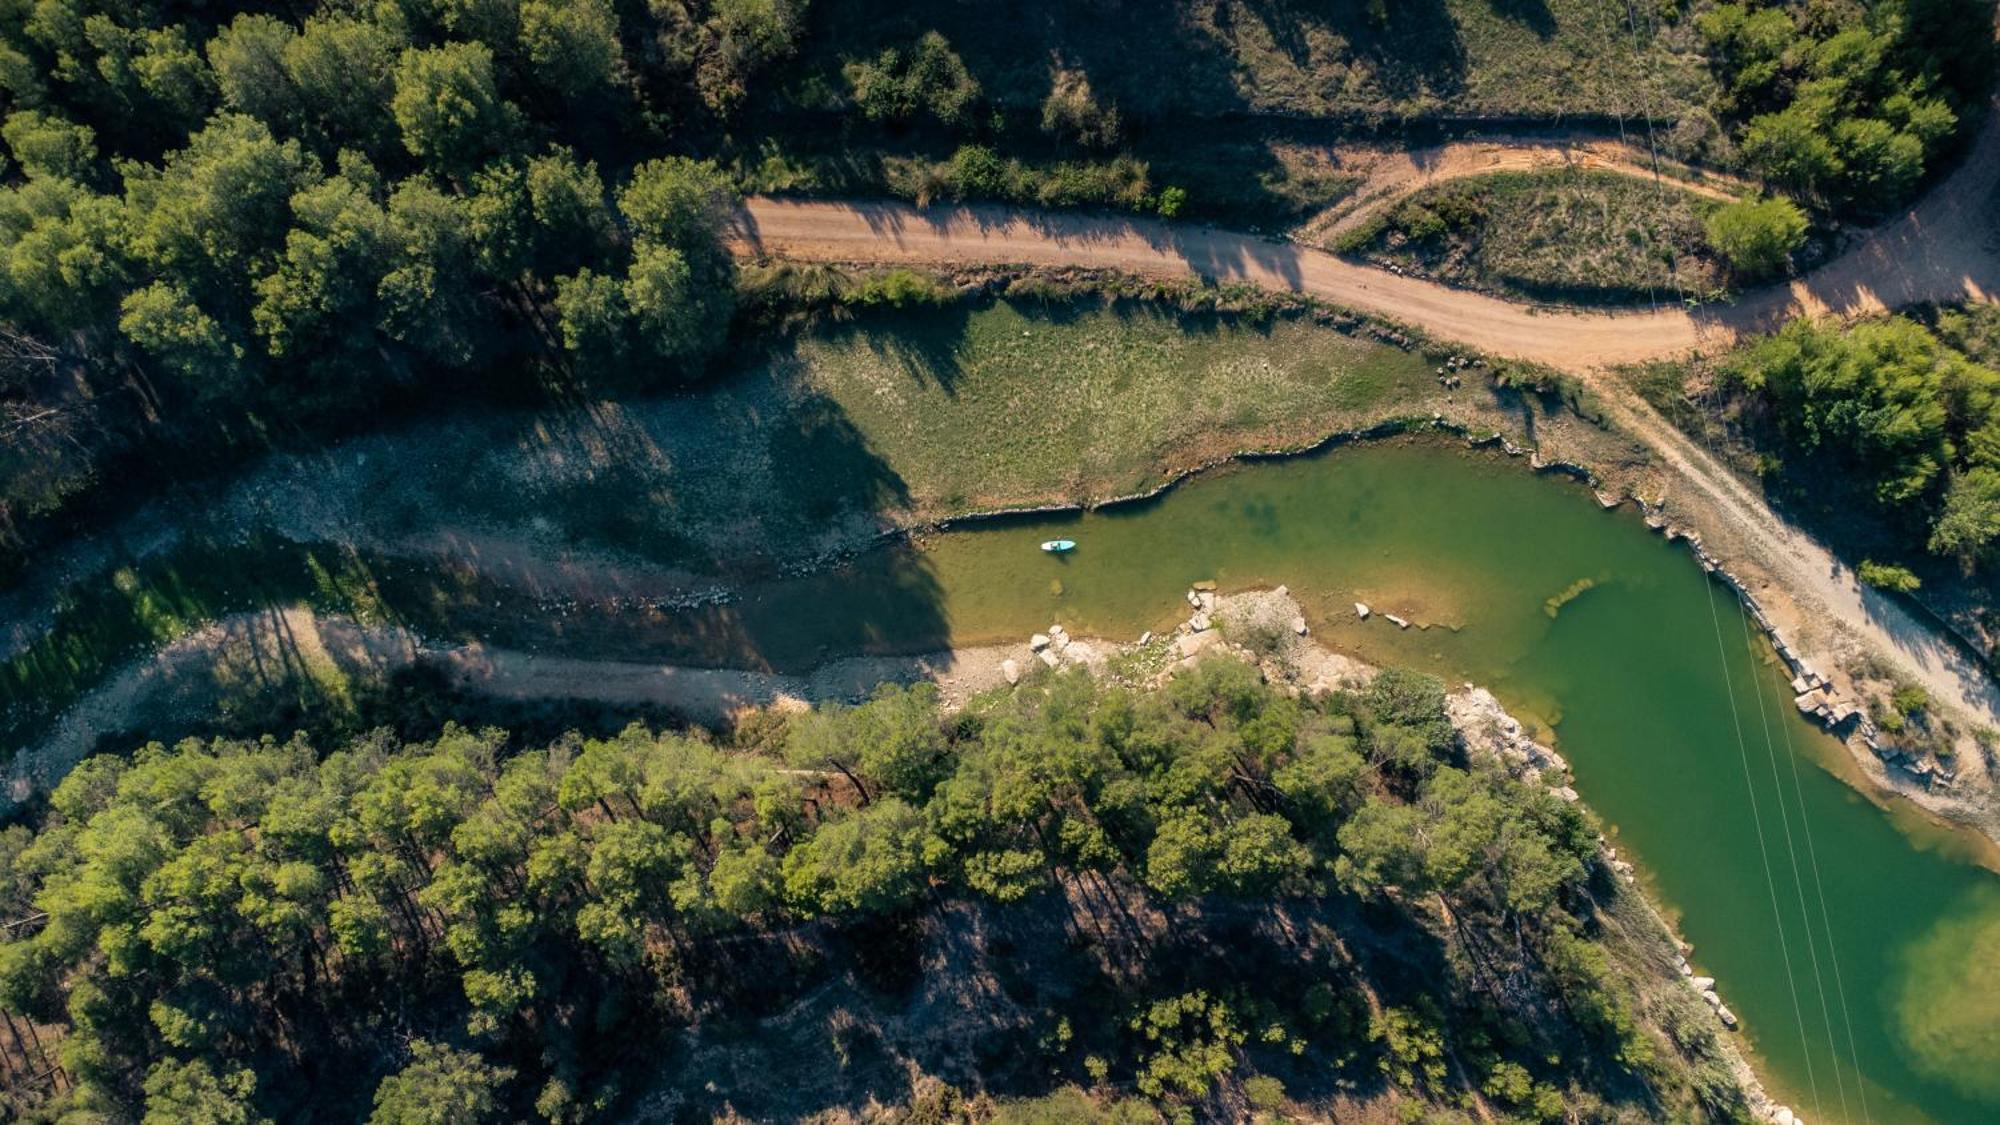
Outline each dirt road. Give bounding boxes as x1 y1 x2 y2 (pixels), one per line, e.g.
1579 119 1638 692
731 108 2000 369
1298 134 1751 242
729 113 2000 738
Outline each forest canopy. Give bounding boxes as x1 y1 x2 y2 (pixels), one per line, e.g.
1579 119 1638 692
1697 0 1993 214
0 0 795 581
0 662 1743 1121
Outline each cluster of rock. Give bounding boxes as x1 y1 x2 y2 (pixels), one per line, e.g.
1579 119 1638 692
1676 963 1740 1031
1000 624 1102 685
1444 686 1579 801
1434 353 1480 389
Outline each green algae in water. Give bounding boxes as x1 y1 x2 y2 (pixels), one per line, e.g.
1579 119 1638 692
1895 888 2000 1103
1543 575 1601 618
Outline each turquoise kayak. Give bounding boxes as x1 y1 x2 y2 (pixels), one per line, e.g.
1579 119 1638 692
1040 539 1077 553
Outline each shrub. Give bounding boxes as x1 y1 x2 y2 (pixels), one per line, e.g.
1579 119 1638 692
852 268 955 309
1130 991 1245 1099
1243 1074 1286 1111
1858 559 1923 593
1703 197 1807 279
843 31 979 125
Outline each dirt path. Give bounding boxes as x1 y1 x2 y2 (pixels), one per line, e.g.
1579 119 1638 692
1297 134 1750 243
0 606 1042 813
729 110 2000 739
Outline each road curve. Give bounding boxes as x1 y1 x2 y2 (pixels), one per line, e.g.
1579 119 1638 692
1300 134 1752 242
730 108 2000 375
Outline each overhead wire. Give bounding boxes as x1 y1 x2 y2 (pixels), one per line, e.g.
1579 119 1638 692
1735 608 1853 1121
1700 561 1824 1117
1611 3 1875 1117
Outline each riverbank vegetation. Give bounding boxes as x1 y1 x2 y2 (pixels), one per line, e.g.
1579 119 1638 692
1627 303 2000 656
1336 169 1734 304
0 659 1746 1121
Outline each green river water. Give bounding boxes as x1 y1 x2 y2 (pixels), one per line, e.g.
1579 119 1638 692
664 438 2000 1124
13 437 2000 1121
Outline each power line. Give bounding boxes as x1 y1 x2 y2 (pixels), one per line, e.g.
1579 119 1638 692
1735 608 1852 1120
1700 575 1824 1116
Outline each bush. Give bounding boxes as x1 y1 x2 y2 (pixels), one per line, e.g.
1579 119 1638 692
851 268 955 309
1858 559 1923 593
843 31 980 125
1243 1074 1286 1111
1703 197 1807 279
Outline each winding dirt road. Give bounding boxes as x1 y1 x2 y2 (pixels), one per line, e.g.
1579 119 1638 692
731 110 2000 369
729 113 2000 740
1296 134 1751 243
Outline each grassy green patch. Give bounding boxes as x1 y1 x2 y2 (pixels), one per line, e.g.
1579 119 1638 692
1341 169 1729 304
782 299 1439 513
368 296 1447 569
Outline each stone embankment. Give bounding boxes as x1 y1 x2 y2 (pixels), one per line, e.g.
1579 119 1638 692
1663 519 1956 794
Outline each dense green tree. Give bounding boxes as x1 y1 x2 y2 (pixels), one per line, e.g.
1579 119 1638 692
117 280 242 392
206 15 298 131
390 42 508 174
142 1058 267 1125
369 1040 514 1125
285 14 404 153
782 797 930 915
552 266 629 361
1703 196 1807 279
251 168 395 361
121 114 319 301
2 109 96 180
1727 317 2000 510
520 0 624 98
1740 106 1843 197
1929 466 2000 560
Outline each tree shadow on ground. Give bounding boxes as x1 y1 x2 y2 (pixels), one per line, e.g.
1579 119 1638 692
1486 0 1558 39
1235 0 1467 106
